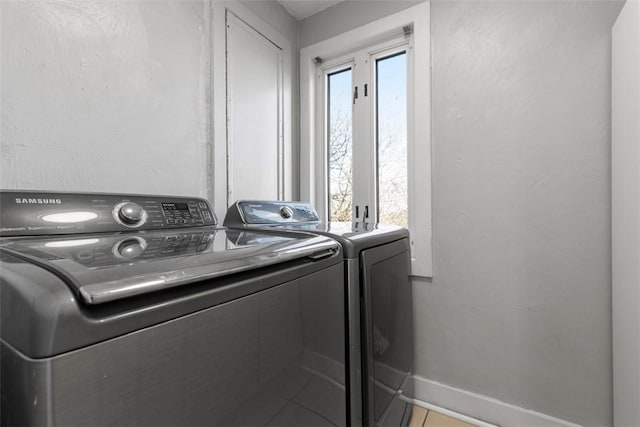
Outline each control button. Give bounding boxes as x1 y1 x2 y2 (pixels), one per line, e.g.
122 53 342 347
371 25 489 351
199 202 208 209
203 211 212 221
167 219 175 224
113 202 148 228
113 237 147 260
119 202 144 224
280 206 294 219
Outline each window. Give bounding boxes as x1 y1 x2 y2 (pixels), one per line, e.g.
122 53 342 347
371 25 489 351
323 42 409 227
300 3 432 277
375 51 408 228
327 67 353 222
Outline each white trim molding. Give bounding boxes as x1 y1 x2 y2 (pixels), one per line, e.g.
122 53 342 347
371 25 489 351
411 375 583 427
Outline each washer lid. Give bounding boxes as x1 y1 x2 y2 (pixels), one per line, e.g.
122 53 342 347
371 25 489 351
0 227 339 304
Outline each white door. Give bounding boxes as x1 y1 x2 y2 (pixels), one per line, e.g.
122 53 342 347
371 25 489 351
226 11 283 203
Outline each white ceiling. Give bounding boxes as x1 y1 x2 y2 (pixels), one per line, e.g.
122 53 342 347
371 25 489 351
277 0 345 21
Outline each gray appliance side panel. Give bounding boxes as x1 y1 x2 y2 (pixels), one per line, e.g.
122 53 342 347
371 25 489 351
345 259 363 427
1 263 346 427
360 238 413 426
0 250 342 359
0 252 76 359
1 342 51 426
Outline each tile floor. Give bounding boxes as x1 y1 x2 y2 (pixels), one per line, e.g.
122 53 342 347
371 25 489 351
407 404 477 427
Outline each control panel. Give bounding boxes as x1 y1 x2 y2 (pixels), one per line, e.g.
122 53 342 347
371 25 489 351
0 191 217 236
230 201 320 225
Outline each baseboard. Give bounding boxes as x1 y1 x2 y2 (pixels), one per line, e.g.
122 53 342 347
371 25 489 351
411 375 582 427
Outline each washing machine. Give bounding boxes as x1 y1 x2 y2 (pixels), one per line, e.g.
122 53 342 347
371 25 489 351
0 191 347 426
224 201 414 427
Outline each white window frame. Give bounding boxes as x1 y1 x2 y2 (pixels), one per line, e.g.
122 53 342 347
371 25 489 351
300 3 432 277
319 37 411 222
319 58 355 220
370 43 413 223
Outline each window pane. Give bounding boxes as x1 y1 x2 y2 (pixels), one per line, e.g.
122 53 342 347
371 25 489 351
376 52 407 227
328 68 353 222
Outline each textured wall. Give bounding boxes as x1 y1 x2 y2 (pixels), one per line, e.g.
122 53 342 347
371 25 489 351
298 0 423 48
1 1 211 197
241 0 298 43
413 1 623 425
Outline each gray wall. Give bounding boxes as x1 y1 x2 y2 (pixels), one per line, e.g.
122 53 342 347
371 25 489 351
241 0 298 43
299 0 422 48
414 1 623 425
0 0 298 198
1 0 211 196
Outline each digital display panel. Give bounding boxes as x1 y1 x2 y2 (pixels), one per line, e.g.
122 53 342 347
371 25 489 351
162 203 189 211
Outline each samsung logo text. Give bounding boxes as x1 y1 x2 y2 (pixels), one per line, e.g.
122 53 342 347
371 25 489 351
15 198 62 205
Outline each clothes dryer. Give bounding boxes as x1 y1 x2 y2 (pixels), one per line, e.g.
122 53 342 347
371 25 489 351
224 201 414 427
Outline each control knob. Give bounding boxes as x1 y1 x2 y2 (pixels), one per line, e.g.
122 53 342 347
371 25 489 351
114 202 147 227
279 206 294 219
